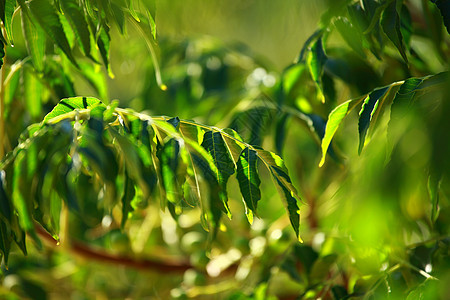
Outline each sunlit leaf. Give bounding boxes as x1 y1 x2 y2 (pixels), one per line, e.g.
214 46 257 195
25 0 79 67
236 147 261 222
319 97 364 167
60 0 94 60
97 23 114 78
358 86 389 154
21 11 46 72
307 36 327 102
43 97 104 123
0 0 16 44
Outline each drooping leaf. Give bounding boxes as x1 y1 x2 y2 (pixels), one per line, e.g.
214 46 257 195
110 2 126 34
121 172 136 228
12 151 34 232
275 113 289 155
236 147 261 223
358 86 389 154
157 138 181 204
256 149 302 241
0 220 12 264
60 0 94 59
334 17 366 58
43 97 104 123
191 153 223 237
21 11 46 72
23 69 43 119
97 23 114 78
307 36 327 102
431 0 450 34
109 128 151 200
201 131 235 218
319 97 364 167
25 0 79 67
381 0 408 63
221 128 246 164
0 172 12 223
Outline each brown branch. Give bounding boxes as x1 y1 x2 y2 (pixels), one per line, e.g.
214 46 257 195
35 225 193 273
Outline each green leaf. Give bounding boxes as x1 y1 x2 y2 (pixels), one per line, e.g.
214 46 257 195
109 128 151 200
43 96 104 123
157 138 181 204
236 147 261 223
381 0 408 63
358 86 389 154
23 69 43 119
307 37 327 102
97 23 114 78
21 11 46 72
256 149 302 241
201 131 235 218
428 172 441 224
111 2 126 34
12 151 34 232
25 0 79 67
334 17 366 58
0 0 16 44
191 153 223 237
319 97 364 167
221 128 246 167
60 0 94 59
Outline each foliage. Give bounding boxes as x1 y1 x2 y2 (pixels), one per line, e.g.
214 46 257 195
0 0 449 299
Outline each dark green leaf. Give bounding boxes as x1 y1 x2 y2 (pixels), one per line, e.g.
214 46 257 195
221 128 245 164
60 0 94 59
43 97 104 123
256 149 302 241
26 0 79 67
201 131 235 218
191 153 223 237
167 116 180 130
0 220 11 264
236 147 261 222
432 0 450 34
121 172 136 228
0 173 12 223
111 2 126 34
275 113 289 154
358 86 389 154
381 0 408 63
